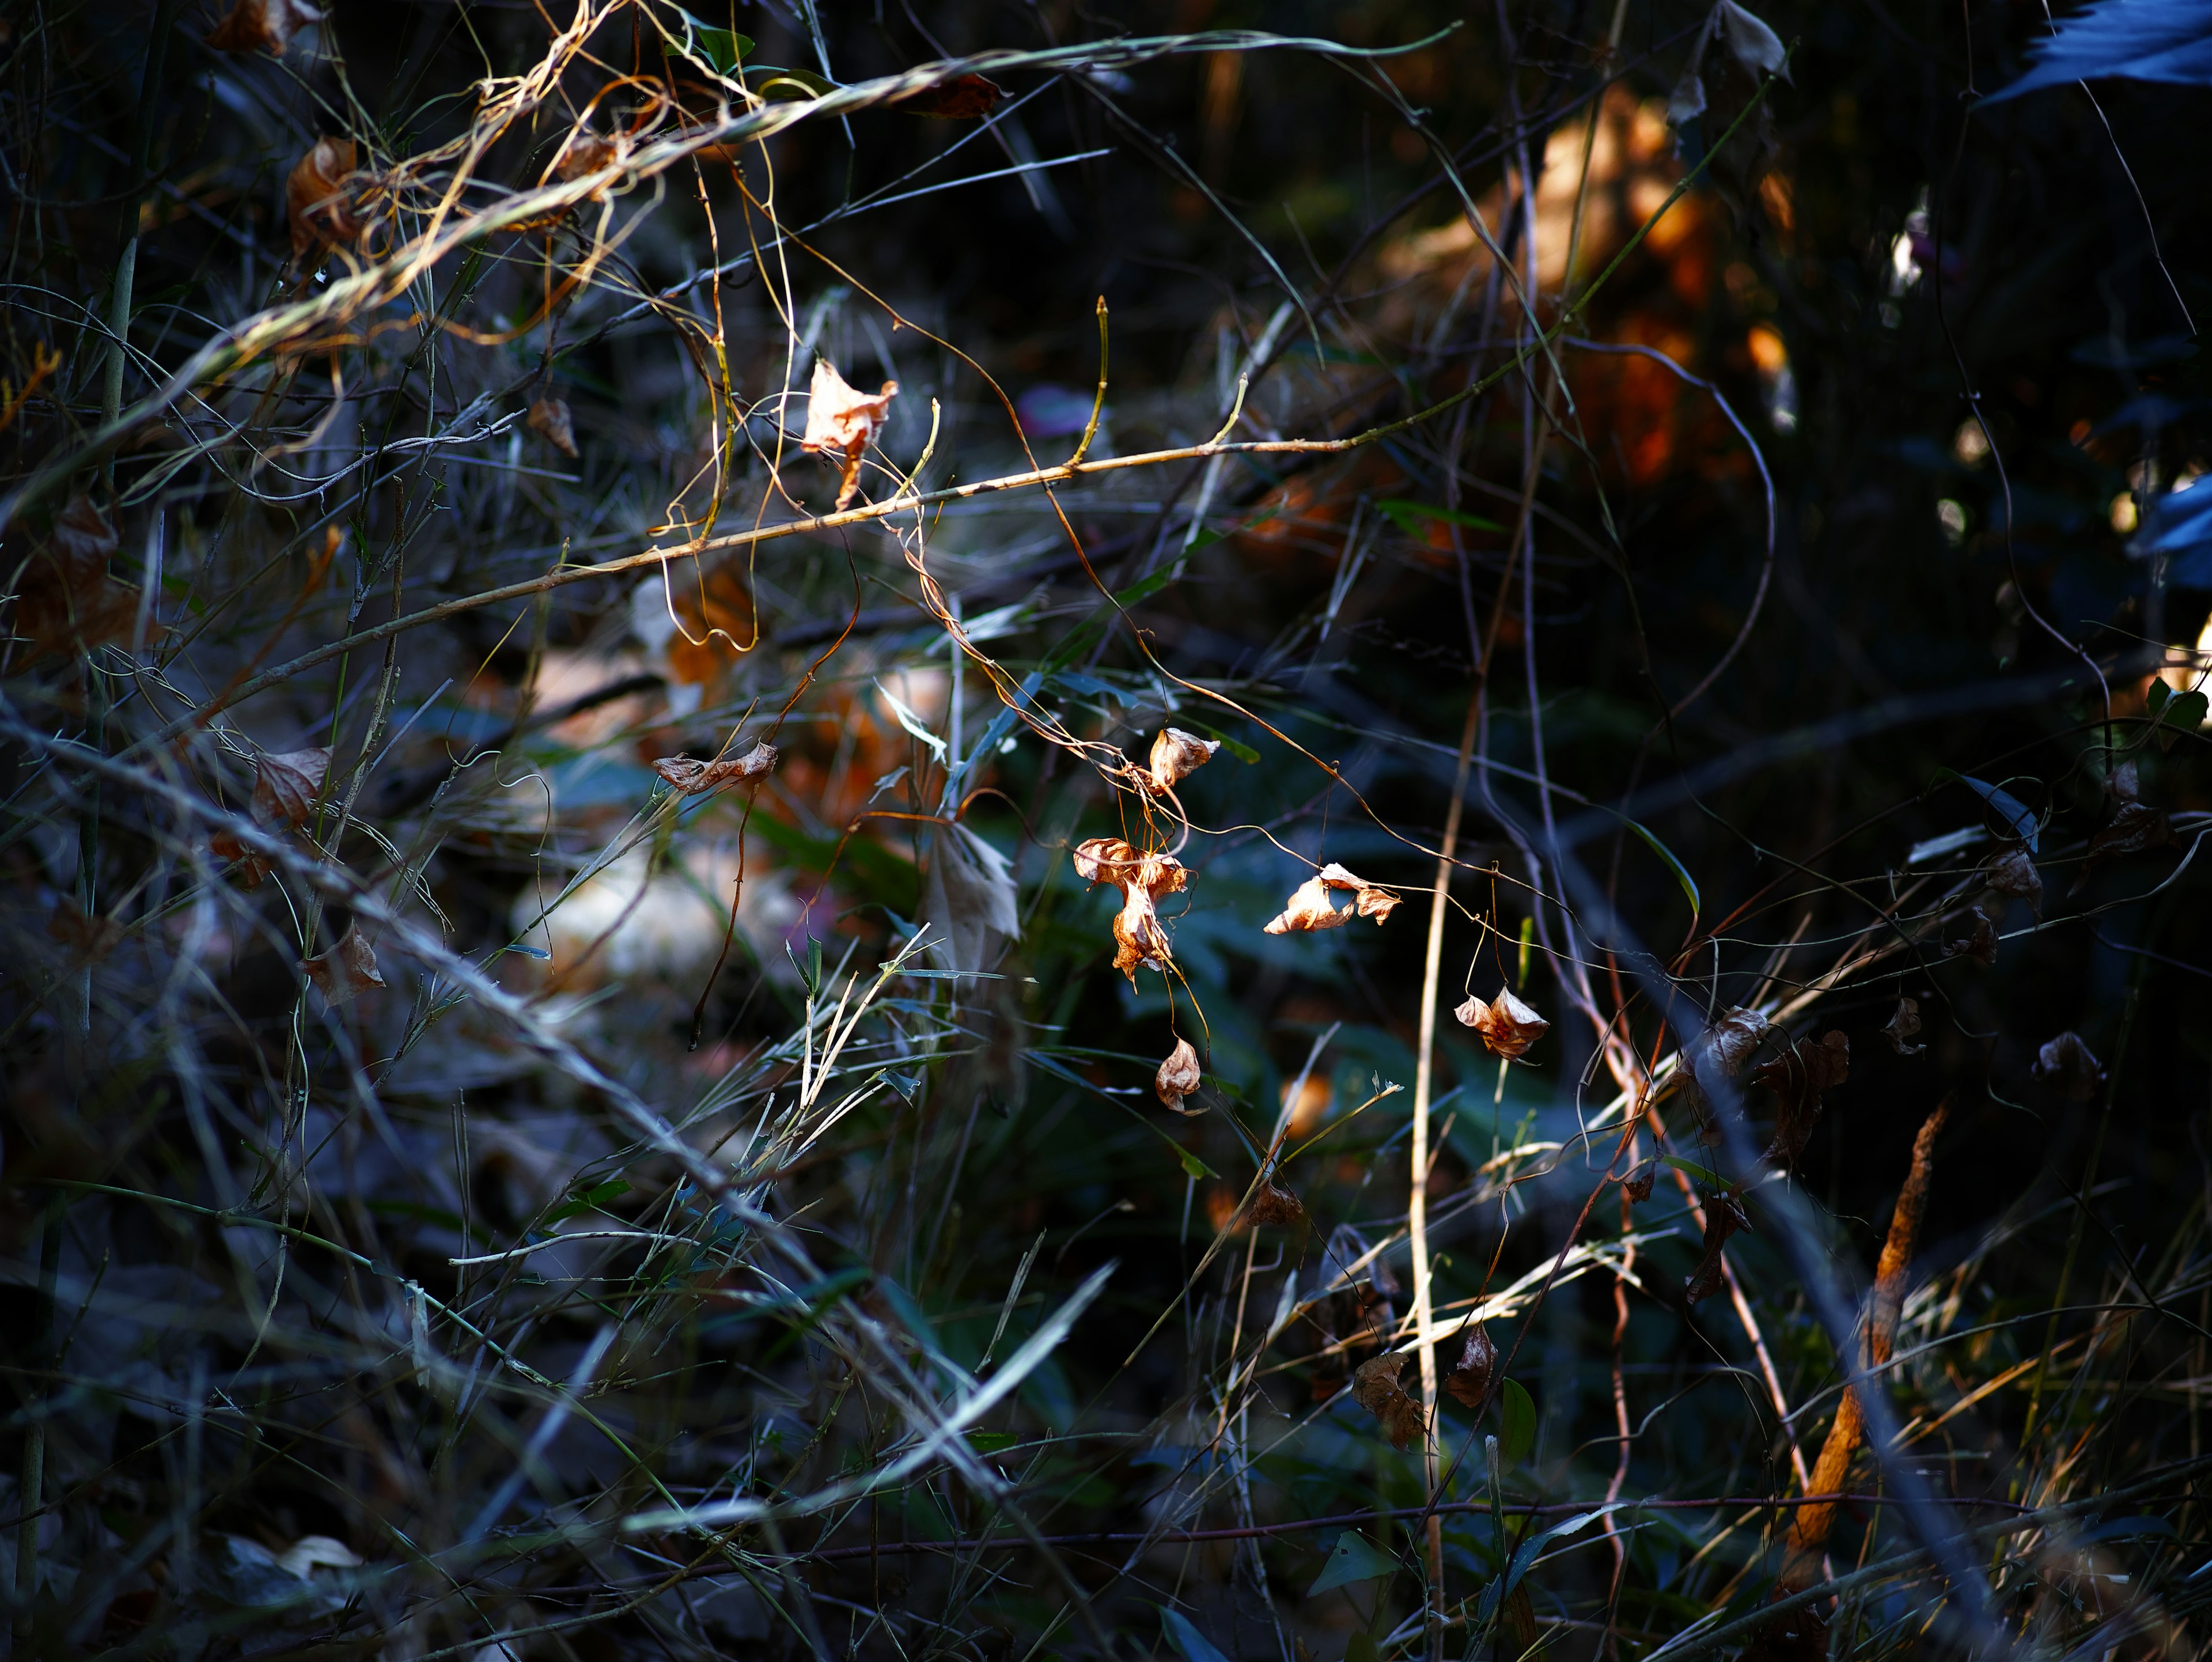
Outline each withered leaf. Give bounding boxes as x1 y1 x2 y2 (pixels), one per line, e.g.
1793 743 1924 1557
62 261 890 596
1142 726 1219 793
205 0 321 54
302 926 385 1004
14 495 145 665
252 748 331 831
1715 0 1789 79
555 130 622 182
527 396 579 458
2082 801 2177 876
1455 987 1549 1059
2109 760 2140 803
210 830 270 889
1265 874 1351 934
1351 1352 1426 1450
800 359 898 511
2032 1031 2103 1103
287 137 365 259
1684 1191 1751 1305
1624 1161 1657 1203
1983 845 2042 918
1319 862 1400 922
1073 838 1188 981
1244 1177 1306 1228
1753 1030 1847 1167
1945 904 1998 966
1442 1322 1497 1410
1700 1006 1771 1079
1880 996 1925 1057
891 73 1005 118
47 906 123 965
653 740 778 794
1155 1038 1202 1111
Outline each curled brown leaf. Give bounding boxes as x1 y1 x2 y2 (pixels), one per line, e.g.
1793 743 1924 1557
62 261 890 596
303 926 385 1004
13 495 149 665
1753 1029 1848 1167
891 73 1005 118
653 740 778 794
253 748 332 831
1071 838 1189 981
800 360 897 510
1442 1322 1497 1409
1142 726 1219 793
1684 1191 1751 1305
1264 864 1398 934
1983 845 2042 918
1455 987 1549 1059
1623 1161 1657 1203
205 0 321 54
527 396 579 458
1244 1178 1306 1228
1880 995 1925 1057
1155 1038 1202 1111
2082 800 2177 877
2032 1031 2103 1102
287 137 365 259
1944 903 1997 965
1351 1352 1425 1450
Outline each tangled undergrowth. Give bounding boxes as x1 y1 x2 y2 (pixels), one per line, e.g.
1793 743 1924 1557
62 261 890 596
3 1 2210 1659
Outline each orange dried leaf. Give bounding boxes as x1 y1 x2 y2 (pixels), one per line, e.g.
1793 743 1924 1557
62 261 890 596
1156 1038 1202 1110
555 131 621 182
800 360 897 511
1244 1176 1306 1228
1455 987 1549 1059
652 740 779 794
303 926 385 1004
1072 839 1188 980
206 0 321 54
1143 726 1219 792
527 396 578 458
287 137 363 259
1351 1353 1425 1449
210 829 271 890
1264 874 1350 934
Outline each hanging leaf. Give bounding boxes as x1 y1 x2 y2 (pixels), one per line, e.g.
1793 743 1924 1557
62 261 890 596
1308 1531 1401 1596
287 137 368 259
1455 987 1549 1059
1880 996 1926 1057
1684 1191 1751 1304
302 926 385 1004
1753 1030 1848 1167
1142 726 1220 793
205 0 322 55
919 822 1020 975
1158 1608 1232 1662
2156 688 2210 748
1443 1322 1497 1409
1071 837 1190 981
527 396 579 458
800 360 898 510
47 905 123 965
1155 1038 1203 1111
1244 1176 1306 1228
253 748 332 831
892 73 1005 118
1351 1352 1425 1450
14 495 145 664
1983 845 2043 918
2032 1031 2103 1102
2082 800 2178 876
1942 772 2041 851
1264 864 1398 934
1944 904 1998 966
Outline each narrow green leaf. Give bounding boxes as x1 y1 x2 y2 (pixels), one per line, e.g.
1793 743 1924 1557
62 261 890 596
1622 816 1700 919
1378 498 1506 535
1499 1377 1537 1468
1308 1530 1401 1595
1179 1148 1217 1180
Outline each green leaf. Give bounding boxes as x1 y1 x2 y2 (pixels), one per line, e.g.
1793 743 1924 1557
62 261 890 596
1378 498 1506 535
1622 816 1700 919
745 63 837 100
1498 1378 1537 1468
544 1178 631 1225
1192 724 1260 764
1308 1531 1400 1595
1345 1634 1380 1662
967 1430 1019 1453
673 9 751 75
1160 1608 1232 1662
1179 1148 1217 1180
1476 1506 1624 1623
2157 688 2208 749
2147 678 2173 716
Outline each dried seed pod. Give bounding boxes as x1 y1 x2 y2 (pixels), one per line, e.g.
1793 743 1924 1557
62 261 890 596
527 396 579 458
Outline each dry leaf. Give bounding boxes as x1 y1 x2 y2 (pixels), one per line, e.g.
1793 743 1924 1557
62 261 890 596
891 73 1005 118
1945 903 1998 965
1073 838 1189 980
287 137 364 259
1143 726 1219 793
652 740 778 794
527 396 578 458
1245 1176 1306 1228
1623 1161 1657 1203
1442 1322 1497 1409
2082 800 2177 876
2032 1031 2103 1102
276 1535 361 1577
1717 0 1789 79
1684 1191 1751 1305
1753 1030 1847 1166
1351 1352 1425 1450
555 131 621 181
800 359 897 511
1455 987 1549 1059
1264 874 1350 934
206 0 321 54
1155 1038 1202 1110
13 495 146 664
1880 996 1925 1057
210 829 270 889
2109 760 2139 802
303 926 385 1004
921 821 1020 975
47 905 123 964
253 748 332 831
1984 845 2042 918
